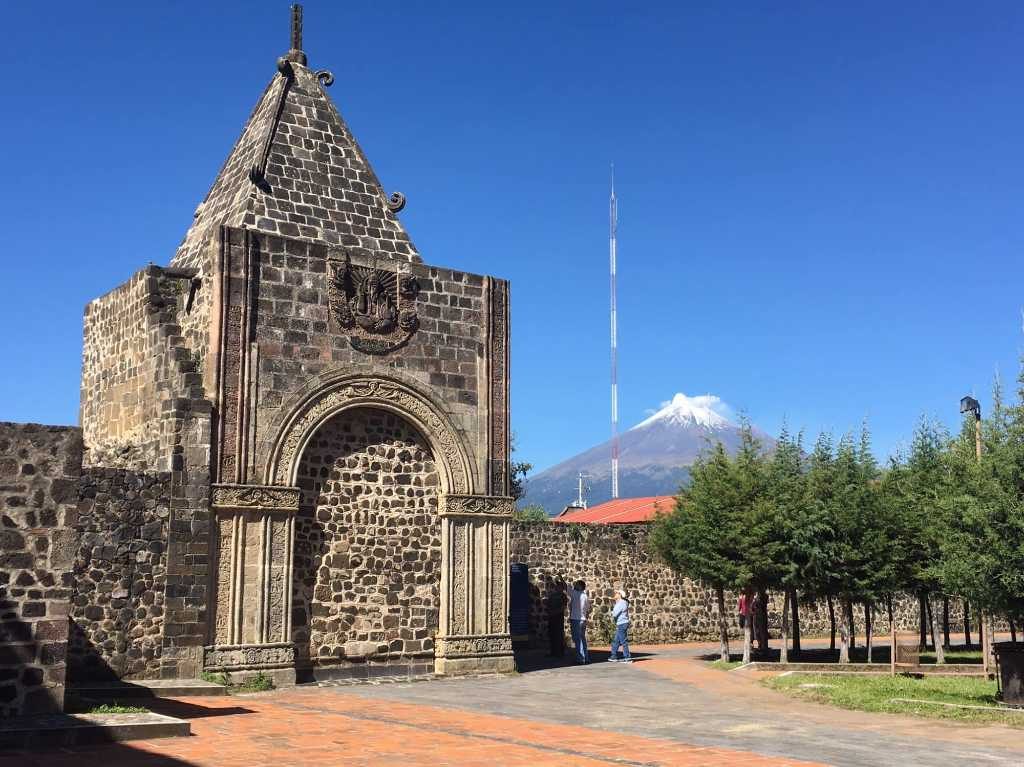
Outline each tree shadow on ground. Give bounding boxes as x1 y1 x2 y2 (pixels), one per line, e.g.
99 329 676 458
514 647 655 672
699 641 983 665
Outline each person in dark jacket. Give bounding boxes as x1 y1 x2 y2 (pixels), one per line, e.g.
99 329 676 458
546 576 568 657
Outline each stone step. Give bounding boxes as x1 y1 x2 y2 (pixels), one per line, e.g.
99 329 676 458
0 711 189 749
72 678 229 699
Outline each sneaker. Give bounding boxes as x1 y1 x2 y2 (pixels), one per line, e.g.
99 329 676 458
607 657 618 663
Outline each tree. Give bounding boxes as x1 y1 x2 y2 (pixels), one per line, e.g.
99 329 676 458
803 433 839 651
650 442 742 662
730 419 771 661
897 417 952 663
514 504 549 522
509 432 532 501
748 424 805 662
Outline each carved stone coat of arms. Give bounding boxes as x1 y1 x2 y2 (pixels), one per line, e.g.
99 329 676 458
328 255 420 353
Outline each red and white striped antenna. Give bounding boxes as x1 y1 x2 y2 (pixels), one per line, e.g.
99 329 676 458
609 165 620 499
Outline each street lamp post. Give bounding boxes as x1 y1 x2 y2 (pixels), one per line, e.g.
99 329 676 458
960 395 991 673
960 396 982 462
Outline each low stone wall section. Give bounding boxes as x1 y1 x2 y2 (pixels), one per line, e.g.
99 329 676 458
0 423 82 717
68 468 171 681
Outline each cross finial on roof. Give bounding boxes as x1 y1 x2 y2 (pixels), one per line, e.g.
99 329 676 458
280 3 307 66
290 4 303 52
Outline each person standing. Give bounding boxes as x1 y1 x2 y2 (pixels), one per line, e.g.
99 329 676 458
569 580 591 664
608 588 632 663
546 576 568 657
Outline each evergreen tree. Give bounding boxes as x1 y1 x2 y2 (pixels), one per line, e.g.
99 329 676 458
649 442 742 662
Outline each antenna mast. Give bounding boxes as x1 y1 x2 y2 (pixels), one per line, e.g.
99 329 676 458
610 166 620 499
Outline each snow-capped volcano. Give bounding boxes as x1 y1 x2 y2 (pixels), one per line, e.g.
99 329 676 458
633 393 732 431
522 393 770 515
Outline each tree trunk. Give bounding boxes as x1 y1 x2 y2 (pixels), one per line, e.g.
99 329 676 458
757 589 769 653
980 608 988 674
742 613 752 664
964 600 972 649
716 586 730 662
790 588 801 656
986 614 996 671
827 595 837 652
929 594 945 664
865 602 873 663
925 598 935 651
839 598 851 663
780 590 790 664
846 599 856 650
888 596 896 677
942 597 950 649
919 595 928 650
1010 618 1017 644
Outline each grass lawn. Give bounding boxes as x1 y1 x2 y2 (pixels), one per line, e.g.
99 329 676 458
709 659 745 670
766 673 1023 726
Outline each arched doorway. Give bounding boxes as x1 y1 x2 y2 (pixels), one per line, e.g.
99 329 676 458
292 406 441 678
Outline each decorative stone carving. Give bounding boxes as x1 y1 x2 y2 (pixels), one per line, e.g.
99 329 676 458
436 493 514 674
487 278 510 495
210 486 297 650
436 634 513 658
386 191 406 213
328 254 420 354
269 376 470 494
440 494 515 518
211 483 300 511
204 642 296 670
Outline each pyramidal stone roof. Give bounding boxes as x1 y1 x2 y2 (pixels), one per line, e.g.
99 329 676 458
172 7 419 268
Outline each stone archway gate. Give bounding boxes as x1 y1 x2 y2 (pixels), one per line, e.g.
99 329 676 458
206 376 515 679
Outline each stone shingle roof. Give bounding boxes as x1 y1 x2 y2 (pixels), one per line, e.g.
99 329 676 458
172 58 419 268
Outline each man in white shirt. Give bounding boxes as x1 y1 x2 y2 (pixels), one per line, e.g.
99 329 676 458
569 580 591 664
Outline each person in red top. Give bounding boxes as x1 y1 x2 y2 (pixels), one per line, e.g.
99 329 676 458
737 593 749 630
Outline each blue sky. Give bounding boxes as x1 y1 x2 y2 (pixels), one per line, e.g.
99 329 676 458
2 1 1023 474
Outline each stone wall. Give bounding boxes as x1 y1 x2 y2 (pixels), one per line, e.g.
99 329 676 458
68 468 171 681
0 424 82 717
511 521 971 647
80 265 208 473
292 407 440 679
245 228 500 489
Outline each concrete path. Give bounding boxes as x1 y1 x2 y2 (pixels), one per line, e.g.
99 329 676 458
2 643 1021 766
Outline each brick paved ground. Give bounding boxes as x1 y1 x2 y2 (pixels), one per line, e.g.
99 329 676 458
2 642 1022 766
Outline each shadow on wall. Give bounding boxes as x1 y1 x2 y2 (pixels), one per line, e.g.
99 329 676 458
67 619 122 684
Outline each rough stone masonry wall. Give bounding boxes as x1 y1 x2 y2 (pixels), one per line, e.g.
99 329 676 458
80 268 164 469
68 468 171 682
80 265 206 472
292 408 440 679
249 229 491 484
0 424 82 717
512 522 969 647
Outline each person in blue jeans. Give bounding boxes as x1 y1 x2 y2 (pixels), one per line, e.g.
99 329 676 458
608 588 632 663
569 580 591 664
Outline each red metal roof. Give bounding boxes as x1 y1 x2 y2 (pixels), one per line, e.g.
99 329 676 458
553 496 675 524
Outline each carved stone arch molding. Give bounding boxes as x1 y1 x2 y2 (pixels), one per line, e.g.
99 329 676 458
265 373 473 495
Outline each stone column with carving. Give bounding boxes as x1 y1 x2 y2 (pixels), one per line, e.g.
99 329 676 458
435 494 515 674
205 484 300 684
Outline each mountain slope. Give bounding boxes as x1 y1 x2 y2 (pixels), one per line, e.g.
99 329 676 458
522 393 771 514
